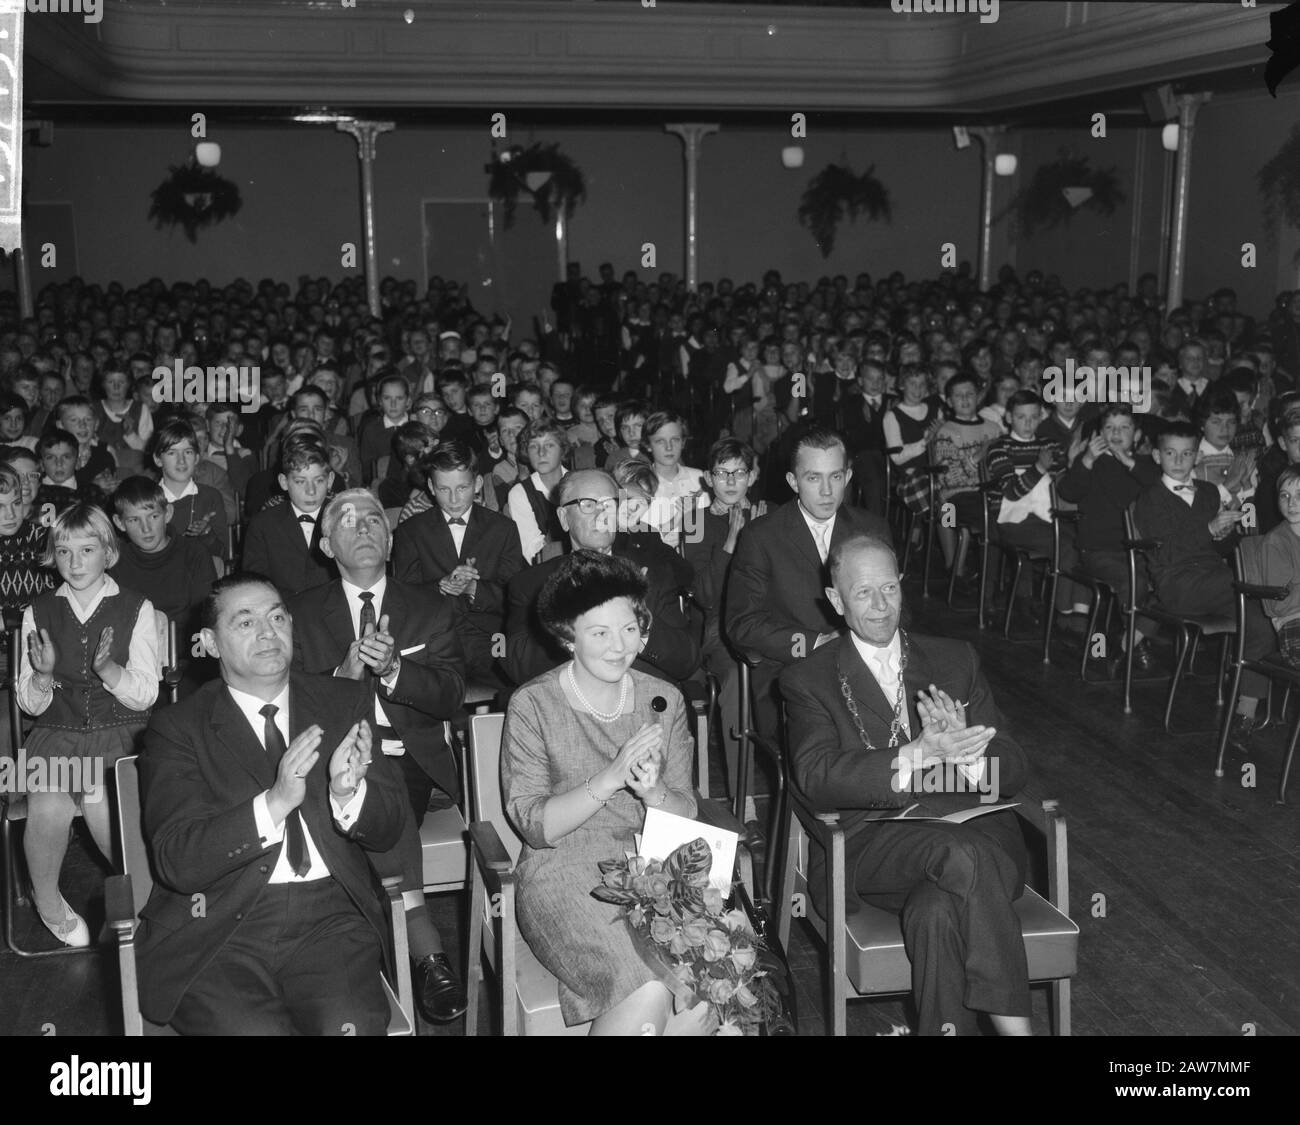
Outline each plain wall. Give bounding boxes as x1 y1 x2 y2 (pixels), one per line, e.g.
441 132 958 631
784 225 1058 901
12 95 1300 323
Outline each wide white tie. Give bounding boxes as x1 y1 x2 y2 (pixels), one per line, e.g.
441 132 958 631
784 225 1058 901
872 650 909 736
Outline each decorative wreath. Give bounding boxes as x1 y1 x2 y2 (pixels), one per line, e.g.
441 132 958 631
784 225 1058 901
797 162 892 258
486 143 587 228
148 162 243 242
1258 122 1300 235
996 150 1125 236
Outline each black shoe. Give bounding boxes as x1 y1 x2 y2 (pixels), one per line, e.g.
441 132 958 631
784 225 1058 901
413 953 468 1023
1227 713 1257 756
1128 639 1154 673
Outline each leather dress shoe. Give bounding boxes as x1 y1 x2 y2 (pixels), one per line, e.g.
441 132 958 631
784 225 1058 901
1227 713 1257 756
414 953 468 1023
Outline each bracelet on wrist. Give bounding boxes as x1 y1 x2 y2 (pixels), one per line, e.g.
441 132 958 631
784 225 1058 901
585 775 609 805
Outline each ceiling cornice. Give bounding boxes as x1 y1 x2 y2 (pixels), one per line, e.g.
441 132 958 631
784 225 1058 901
22 1 1278 114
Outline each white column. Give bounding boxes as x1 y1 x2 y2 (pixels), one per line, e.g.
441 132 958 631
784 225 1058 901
554 209 568 283
665 123 719 291
337 119 395 319
970 125 1005 293
1165 93 1210 316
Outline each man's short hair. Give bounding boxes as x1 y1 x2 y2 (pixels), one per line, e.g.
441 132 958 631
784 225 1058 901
555 470 616 508
1278 465 1300 497
1097 402 1135 425
113 475 169 516
789 427 848 474
1006 389 1044 413
422 440 476 477
1156 420 1199 447
319 487 384 540
290 386 329 411
828 533 898 585
436 370 469 389
376 372 410 397
279 433 331 475
201 572 282 631
37 428 77 456
708 437 756 473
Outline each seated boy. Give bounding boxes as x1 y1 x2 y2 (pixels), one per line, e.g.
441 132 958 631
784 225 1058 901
683 437 766 816
1133 421 1274 750
932 371 1001 576
436 370 476 442
239 435 338 597
109 476 217 688
986 390 1088 623
376 420 436 510
1057 403 1162 669
201 404 256 504
607 399 649 473
148 416 229 565
55 395 118 494
34 429 94 521
0 393 37 453
1036 385 1088 458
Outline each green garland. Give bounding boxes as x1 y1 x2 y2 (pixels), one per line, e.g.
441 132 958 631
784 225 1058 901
1259 122 1300 234
996 150 1124 236
797 162 892 258
486 143 587 228
148 162 243 242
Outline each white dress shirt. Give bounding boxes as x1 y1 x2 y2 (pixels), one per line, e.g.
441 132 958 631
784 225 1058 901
850 630 986 794
232 682 368 884
290 502 320 548
444 506 470 556
159 478 199 504
1162 473 1197 506
798 504 836 564
508 469 566 562
337 577 404 756
17 578 161 715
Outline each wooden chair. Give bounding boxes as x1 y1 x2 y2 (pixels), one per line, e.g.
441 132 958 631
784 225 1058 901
105 755 415 1036
465 710 752 1036
886 447 944 599
945 466 1003 629
1213 537 1300 801
1121 506 1234 727
761 699 1077 1037
1 627 101 958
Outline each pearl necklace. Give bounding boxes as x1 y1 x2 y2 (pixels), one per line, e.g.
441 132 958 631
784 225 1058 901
566 662 629 722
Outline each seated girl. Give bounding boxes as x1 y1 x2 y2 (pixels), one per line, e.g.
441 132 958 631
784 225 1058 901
16 503 159 946
506 419 569 563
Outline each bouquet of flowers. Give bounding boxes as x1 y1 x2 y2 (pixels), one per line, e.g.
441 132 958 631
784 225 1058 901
591 837 784 1035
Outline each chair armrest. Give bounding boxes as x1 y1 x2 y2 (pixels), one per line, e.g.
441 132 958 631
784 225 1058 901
105 874 136 937
735 728 785 794
468 820 515 890
1235 581 1290 600
1013 796 1070 916
885 445 903 456
1122 536 1162 551
1051 509 1081 521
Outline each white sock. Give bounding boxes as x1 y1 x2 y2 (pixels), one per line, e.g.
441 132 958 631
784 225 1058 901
743 795 758 824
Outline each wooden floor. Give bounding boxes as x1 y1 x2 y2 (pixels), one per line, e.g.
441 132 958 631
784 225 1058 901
3 573 1299 1037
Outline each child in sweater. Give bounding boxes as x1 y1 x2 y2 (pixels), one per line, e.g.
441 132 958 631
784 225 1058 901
1261 465 1300 668
148 417 229 566
933 372 1001 574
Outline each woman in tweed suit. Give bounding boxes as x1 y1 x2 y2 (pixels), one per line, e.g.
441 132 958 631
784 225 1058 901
501 551 713 1034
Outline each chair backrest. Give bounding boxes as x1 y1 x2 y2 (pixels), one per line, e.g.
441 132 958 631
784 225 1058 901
115 756 154 919
1237 533 1267 586
467 713 524 866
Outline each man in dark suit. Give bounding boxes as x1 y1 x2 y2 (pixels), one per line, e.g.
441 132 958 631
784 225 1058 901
504 469 699 687
136 573 408 1034
290 488 469 1023
392 441 525 687
779 534 1032 1036
725 427 893 739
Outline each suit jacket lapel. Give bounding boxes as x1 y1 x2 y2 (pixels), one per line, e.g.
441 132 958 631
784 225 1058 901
786 502 825 575
427 515 460 571
459 507 484 563
323 582 357 651
211 686 276 790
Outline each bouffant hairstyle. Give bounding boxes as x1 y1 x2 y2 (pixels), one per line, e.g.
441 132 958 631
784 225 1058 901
44 502 121 570
537 550 652 646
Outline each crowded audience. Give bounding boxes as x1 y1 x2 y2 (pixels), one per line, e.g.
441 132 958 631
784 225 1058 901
0 260 1291 1035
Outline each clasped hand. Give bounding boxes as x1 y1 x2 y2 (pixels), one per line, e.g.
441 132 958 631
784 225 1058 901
438 557 480 598
269 719 374 820
592 722 665 802
910 683 993 770
29 625 123 688
338 613 396 679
